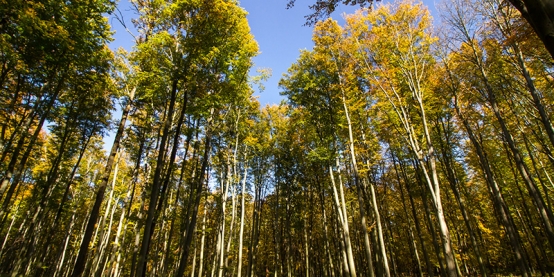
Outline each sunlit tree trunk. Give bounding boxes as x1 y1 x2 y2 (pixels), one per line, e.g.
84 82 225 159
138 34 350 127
452 96 531 277
72 88 134 277
237 155 248 277
329 163 357 277
197 201 208 277
110 184 132 277
176 121 212 277
396 173 424 277
434 116 488 276
136 74 181 277
331 52 379 277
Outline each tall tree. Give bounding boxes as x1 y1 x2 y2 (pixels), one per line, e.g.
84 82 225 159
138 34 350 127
286 0 554 60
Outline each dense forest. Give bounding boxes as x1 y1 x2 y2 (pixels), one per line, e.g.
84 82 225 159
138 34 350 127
1 0 554 276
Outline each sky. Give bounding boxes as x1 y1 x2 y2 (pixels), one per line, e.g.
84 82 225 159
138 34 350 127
109 0 440 106
239 0 358 105
103 0 439 151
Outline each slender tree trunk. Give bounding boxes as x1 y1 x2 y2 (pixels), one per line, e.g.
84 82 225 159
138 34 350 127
489 94 554 250
513 47 554 150
217 160 232 277
247 171 265 277
136 76 179 277
110 184 132 277
226 183 238 277
304 214 310 277
453 97 531 277
0 91 39 199
1 81 63 219
94 194 118 277
333 55 377 277
330 163 357 277
512 179 550 276
416 95 458 277
87 160 118 272
398 179 424 277
320 191 335 277
435 117 488 276
185 246 194 277
176 128 212 277
0 202 18 258
18 122 73 275
211 227 221 277
130 196 146 277
53 132 93 225
366 177 389 277
71 88 135 277
146 91 190 276
393 154 433 277
414 164 446 277
197 201 208 277
162 132 195 276
237 156 248 277
53 212 76 277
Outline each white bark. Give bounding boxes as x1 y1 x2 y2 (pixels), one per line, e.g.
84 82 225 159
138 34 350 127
237 156 248 277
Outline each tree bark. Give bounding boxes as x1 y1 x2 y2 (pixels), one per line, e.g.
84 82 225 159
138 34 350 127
453 97 532 277
237 156 248 277
507 0 554 60
71 88 135 277
175 126 212 277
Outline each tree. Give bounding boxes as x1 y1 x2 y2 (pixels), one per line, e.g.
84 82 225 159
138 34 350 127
286 0 554 61
3 0 554 275
348 3 459 276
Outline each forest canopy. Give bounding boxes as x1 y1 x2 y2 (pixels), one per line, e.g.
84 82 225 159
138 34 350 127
0 0 554 276
288 0 554 60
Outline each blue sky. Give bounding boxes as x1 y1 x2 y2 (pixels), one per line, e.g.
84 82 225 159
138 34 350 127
104 0 438 151
109 0 439 106
240 0 358 105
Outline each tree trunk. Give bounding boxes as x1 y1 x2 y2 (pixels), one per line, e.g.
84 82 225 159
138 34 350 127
71 88 135 277
329 163 357 277
175 127 212 277
1 80 63 219
435 117 488 276
506 0 554 60
366 177 390 277
319 190 336 277
488 93 554 251
197 201 208 277
237 157 248 277
453 97 531 277
393 154 434 277
110 183 133 277
136 76 179 277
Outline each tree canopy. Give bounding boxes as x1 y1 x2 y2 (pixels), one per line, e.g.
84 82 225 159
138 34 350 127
288 0 554 61
0 0 553 276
